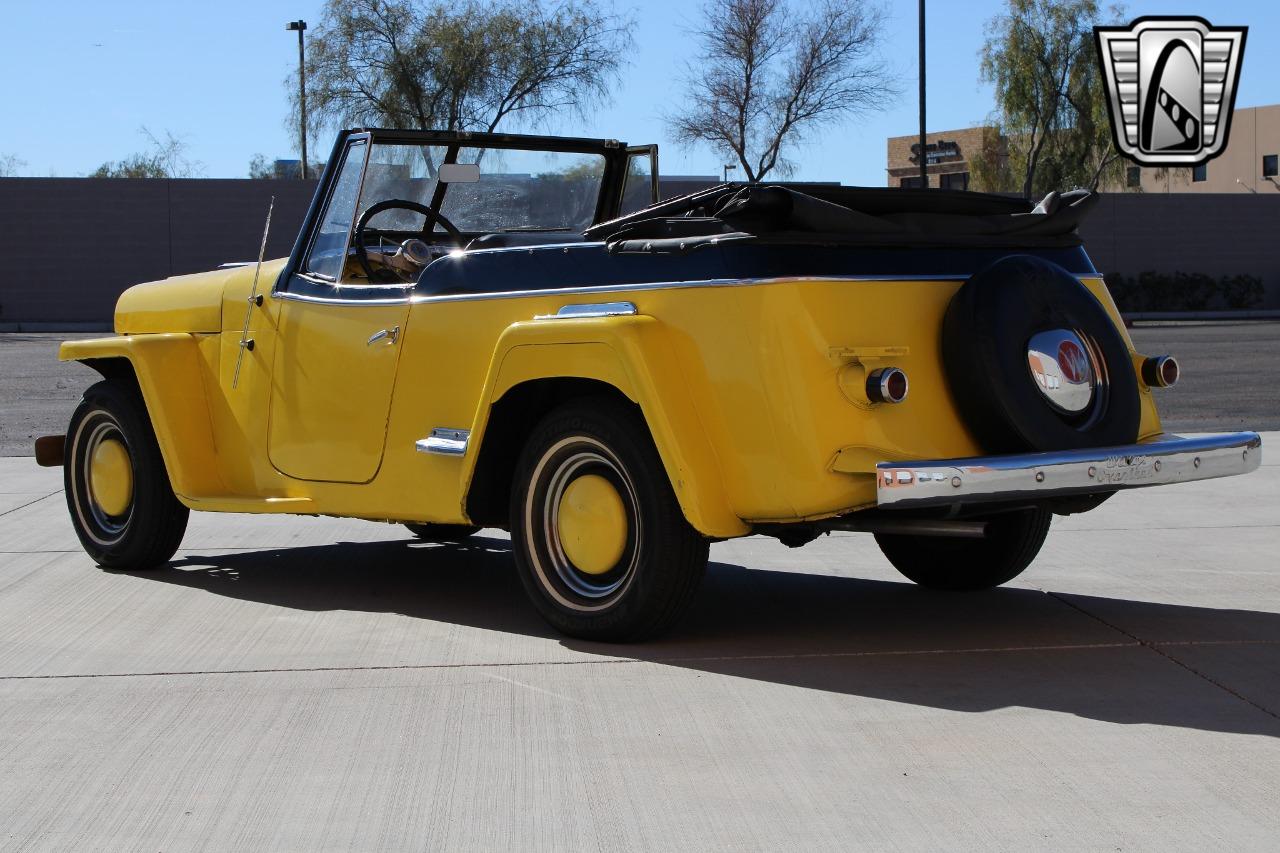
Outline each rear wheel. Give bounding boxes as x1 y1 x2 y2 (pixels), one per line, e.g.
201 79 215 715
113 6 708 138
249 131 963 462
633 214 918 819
875 508 1052 590
403 522 480 542
65 380 188 570
509 399 708 642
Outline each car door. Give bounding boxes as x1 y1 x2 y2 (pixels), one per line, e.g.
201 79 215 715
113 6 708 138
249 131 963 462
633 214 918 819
267 136 411 484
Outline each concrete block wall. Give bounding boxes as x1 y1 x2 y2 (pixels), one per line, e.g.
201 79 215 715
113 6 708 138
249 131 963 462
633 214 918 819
0 179 319 326
1078 193 1280 308
1 179 1277 326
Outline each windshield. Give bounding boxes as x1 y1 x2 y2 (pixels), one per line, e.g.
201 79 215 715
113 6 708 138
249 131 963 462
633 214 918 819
357 143 606 233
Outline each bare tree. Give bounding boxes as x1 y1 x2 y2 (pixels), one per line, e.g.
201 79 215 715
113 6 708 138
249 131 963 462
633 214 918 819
669 0 896 182
0 154 24 177
90 128 205 179
247 154 276 180
291 0 633 157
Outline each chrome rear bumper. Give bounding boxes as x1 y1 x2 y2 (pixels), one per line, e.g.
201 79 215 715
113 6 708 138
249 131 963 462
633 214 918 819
876 432 1262 510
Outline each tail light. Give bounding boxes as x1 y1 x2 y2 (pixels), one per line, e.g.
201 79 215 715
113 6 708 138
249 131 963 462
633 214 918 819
867 367 909 403
1142 355 1180 388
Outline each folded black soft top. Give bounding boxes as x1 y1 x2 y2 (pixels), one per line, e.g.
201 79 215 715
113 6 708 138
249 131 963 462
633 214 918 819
585 184 1098 252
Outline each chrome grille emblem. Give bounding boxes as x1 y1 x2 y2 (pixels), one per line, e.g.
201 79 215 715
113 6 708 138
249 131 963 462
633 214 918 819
1027 329 1096 414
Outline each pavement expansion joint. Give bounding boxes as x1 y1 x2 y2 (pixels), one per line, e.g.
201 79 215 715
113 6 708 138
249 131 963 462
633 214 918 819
12 635 1280 681
0 490 60 517
1046 590 1280 724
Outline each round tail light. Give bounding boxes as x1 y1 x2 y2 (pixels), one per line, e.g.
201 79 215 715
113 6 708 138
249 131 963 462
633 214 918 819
867 367 909 404
1142 355 1180 388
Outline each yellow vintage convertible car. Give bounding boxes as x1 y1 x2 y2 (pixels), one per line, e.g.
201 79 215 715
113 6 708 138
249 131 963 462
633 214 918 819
40 128 1262 640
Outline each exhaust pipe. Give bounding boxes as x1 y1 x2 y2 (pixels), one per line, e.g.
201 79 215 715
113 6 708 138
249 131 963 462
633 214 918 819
828 518 988 539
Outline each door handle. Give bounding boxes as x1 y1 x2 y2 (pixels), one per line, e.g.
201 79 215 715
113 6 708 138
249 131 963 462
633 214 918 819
367 325 400 346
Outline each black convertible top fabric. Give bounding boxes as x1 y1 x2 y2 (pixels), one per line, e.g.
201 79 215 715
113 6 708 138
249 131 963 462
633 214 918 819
588 184 1098 253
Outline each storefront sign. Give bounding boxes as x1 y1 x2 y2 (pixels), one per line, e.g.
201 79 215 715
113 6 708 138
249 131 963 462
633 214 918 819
909 140 961 165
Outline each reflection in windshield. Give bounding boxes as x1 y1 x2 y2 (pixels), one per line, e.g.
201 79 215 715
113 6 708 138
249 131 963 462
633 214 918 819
357 144 605 233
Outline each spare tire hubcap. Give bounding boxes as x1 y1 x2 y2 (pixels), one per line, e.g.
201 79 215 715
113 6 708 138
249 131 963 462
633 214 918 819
1027 329 1097 414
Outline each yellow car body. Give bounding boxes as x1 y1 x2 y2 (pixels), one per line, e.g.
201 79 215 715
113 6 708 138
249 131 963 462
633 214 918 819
61 264 1161 539
50 128 1261 639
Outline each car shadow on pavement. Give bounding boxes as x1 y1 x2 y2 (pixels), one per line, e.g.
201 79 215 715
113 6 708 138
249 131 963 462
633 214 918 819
157 535 1280 738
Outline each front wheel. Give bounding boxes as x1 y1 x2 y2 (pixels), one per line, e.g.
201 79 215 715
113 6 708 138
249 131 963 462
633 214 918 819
65 380 189 570
874 508 1052 590
509 399 709 642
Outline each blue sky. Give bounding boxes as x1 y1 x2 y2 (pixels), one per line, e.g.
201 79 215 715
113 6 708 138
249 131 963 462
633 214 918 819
0 0 1275 185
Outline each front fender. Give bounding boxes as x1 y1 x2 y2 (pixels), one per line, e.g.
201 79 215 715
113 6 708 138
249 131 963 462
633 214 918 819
462 314 748 538
60 334 227 500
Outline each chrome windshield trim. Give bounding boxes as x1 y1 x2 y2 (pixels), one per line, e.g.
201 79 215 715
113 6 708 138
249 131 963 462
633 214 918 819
875 431 1262 509
416 428 470 456
535 301 638 320
274 287 415 306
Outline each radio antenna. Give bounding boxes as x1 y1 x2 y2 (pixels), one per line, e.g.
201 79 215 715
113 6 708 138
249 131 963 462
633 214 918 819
233 196 275 389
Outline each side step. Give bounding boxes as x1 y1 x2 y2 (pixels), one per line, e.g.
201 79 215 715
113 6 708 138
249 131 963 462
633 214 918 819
179 495 315 513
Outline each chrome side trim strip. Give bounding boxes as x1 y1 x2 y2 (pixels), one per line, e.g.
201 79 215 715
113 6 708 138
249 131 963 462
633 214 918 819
535 301 638 320
875 431 1262 510
277 272 1101 307
416 428 471 456
412 274 981 305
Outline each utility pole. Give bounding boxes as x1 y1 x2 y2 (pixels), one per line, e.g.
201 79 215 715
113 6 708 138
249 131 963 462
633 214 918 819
286 20 309 178
918 0 927 188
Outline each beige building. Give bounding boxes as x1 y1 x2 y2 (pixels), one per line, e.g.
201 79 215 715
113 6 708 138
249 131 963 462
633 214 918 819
885 127 995 190
1116 104 1280 194
887 104 1279 194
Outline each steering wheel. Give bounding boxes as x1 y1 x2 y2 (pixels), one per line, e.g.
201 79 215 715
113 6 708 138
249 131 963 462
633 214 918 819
353 199 467 282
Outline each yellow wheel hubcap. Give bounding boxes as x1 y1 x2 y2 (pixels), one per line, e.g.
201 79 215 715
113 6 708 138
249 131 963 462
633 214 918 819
557 474 628 575
89 438 133 517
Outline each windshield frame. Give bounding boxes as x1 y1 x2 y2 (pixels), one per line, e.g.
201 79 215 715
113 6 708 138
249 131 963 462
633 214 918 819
359 141 610 235
276 128 638 301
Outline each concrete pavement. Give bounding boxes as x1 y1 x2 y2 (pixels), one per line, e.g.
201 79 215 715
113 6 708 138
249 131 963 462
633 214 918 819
1 439 1278 850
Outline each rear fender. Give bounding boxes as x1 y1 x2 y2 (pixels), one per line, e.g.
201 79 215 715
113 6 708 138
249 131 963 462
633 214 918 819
1080 276 1163 438
462 315 748 538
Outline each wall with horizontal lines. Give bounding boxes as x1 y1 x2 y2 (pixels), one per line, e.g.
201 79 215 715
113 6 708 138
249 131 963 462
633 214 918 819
1 178 1275 327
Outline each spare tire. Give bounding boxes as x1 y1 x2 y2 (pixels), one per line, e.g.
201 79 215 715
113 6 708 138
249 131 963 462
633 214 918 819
941 254 1140 453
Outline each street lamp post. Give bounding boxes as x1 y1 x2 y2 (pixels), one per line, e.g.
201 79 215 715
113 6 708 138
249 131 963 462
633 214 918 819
723 163 738 183
286 20 308 179
918 0 927 188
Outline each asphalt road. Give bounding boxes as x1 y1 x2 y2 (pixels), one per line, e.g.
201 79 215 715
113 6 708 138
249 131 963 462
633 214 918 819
1 323 1277 455
0 333 100 456
1 444 1277 849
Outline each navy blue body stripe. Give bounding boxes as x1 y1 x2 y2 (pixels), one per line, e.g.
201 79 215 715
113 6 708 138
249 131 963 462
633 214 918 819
282 242 1098 302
